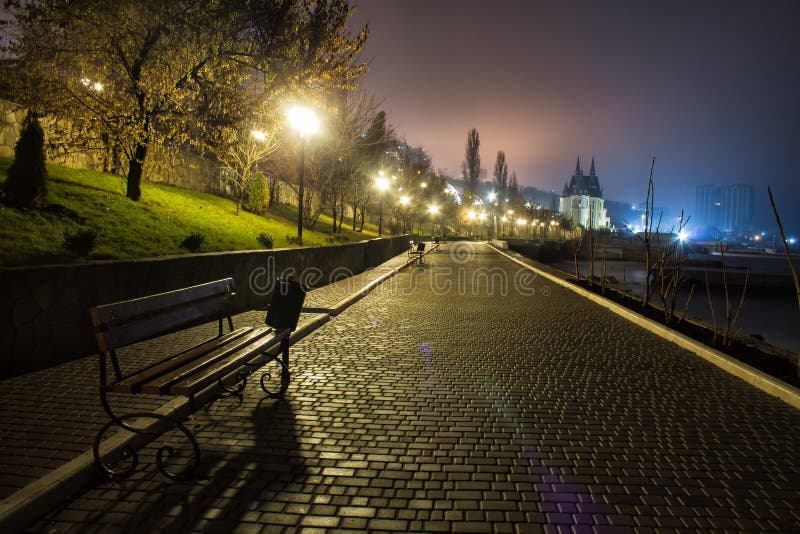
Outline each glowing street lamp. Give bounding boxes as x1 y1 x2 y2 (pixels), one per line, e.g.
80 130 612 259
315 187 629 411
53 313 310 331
375 174 391 236
288 106 319 245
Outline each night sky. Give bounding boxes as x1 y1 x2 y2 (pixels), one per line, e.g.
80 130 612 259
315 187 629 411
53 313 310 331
350 0 800 230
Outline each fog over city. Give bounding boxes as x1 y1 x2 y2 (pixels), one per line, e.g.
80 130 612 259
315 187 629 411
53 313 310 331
351 0 800 233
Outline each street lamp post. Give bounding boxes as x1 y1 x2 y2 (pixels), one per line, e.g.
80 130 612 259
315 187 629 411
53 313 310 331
375 174 390 236
478 212 488 239
428 204 439 239
466 210 476 237
486 192 498 239
399 195 411 234
288 106 319 246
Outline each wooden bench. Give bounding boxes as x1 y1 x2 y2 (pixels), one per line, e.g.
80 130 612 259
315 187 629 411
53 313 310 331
408 241 426 264
89 277 305 480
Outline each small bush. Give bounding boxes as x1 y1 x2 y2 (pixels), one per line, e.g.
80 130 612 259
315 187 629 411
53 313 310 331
180 232 205 252
257 232 274 249
285 234 302 246
245 173 269 214
62 227 99 257
325 235 350 244
4 111 48 208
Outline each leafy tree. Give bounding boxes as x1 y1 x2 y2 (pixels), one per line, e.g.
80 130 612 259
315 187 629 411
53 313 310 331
463 128 481 198
2 0 367 201
3 111 47 207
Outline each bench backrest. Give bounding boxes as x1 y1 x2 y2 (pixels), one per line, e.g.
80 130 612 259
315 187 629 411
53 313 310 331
90 278 236 353
415 242 425 252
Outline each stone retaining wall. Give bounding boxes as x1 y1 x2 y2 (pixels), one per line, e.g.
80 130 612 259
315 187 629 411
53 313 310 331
0 236 411 376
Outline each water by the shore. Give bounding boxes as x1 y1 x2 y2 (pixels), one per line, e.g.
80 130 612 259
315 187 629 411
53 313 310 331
555 260 800 354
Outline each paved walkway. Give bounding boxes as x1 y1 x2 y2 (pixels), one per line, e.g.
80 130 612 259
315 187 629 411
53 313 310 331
0 253 408 500
8 243 800 532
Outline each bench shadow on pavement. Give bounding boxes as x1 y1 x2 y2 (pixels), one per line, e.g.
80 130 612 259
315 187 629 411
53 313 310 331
38 395 305 532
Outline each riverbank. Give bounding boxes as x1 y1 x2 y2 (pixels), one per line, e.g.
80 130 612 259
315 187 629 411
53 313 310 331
555 260 800 354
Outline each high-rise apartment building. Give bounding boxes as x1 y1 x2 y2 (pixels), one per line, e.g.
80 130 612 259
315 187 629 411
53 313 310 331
694 183 755 235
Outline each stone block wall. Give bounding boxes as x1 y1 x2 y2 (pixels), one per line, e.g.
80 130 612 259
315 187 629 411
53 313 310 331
0 236 410 376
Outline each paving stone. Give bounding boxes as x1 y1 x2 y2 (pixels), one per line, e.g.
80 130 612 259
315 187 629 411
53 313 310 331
7 242 799 533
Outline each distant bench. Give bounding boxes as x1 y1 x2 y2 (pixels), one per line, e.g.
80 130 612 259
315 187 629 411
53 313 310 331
89 277 305 480
408 241 426 264
408 238 442 265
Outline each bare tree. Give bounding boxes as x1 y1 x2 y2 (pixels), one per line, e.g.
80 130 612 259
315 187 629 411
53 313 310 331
768 186 800 309
653 210 692 323
631 158 661 308
219 124 280 215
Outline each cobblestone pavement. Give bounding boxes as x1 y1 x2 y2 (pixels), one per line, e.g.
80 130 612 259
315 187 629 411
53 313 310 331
0 253 409 500
22 243 800 532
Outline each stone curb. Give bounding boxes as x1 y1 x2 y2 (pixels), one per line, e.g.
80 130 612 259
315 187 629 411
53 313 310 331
0 248 420 532
329 241 434 315
490 243 800 410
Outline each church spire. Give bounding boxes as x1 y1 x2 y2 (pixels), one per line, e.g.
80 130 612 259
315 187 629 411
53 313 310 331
589 157 596 176
574 157 582 176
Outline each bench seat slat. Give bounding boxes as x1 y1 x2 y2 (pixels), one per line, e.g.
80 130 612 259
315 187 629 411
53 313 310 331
93 278 235 328
169 329 289 396
100 294 232 351
112 327 254 393
138 327 274 395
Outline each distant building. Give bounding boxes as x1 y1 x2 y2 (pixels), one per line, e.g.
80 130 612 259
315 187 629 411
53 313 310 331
558 157 611 229
694 183 755 235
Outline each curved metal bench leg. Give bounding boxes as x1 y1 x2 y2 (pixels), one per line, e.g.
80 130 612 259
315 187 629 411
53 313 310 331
257 338 291 399
94 389 201 481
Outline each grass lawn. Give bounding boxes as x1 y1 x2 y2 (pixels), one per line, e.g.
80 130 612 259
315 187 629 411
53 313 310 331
0 158 385 267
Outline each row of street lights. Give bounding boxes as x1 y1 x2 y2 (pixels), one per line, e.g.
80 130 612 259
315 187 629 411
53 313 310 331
283 106 556 243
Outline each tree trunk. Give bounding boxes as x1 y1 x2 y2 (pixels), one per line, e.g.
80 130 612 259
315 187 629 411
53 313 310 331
267 178 276 207
359 205 366 232
126 143 148 201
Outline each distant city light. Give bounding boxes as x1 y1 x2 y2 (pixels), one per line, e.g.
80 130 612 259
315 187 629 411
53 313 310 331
428 204 439 215
487 192 497 202
251 130 266 141
789 237 797 245
678 230 689 242
399 195 411 206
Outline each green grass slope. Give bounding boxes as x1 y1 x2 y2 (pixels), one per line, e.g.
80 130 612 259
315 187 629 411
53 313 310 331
0 158 382 267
